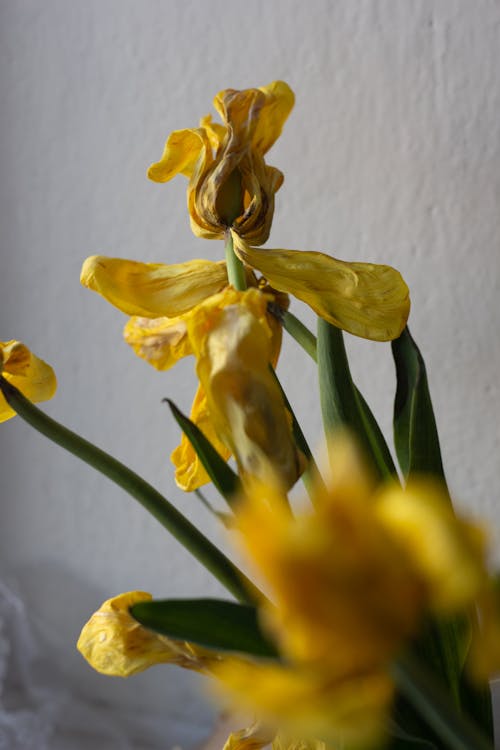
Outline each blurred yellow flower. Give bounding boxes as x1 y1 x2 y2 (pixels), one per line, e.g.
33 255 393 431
148 81 294 245
77 591 218 677
212 434 490 745
0 340 56 422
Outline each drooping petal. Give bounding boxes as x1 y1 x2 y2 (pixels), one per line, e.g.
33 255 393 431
0 340 57 423
232 233 410 342
77 591 215 677
171 384 232 491
147 128 208 182
187 288 303 490
80 256 228 317
124 315 192 371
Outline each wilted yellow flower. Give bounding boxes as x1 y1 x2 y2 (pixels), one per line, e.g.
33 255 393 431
212 434 490 745
148 81 294 245
185 287 303 490
81 254 295 490
77 591 218 677
0 340 56 422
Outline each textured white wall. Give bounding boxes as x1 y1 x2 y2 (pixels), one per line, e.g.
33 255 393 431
1 0 500 747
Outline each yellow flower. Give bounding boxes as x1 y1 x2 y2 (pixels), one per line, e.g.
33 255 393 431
148 81 294 245
77 591 218 677
0 340 56 422
81 255 296 490
212 434 489 745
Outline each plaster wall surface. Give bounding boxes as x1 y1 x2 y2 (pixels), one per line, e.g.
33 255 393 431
1 1 499 747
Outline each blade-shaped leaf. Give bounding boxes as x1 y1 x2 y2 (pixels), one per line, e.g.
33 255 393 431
317 318 397 481
166 399 241 505
391 328 445 480
130 598 279 659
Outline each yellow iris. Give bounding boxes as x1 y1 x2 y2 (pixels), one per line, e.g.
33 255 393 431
148 81 294 245
212 434 491 745
77 591 219 677
0 340 56 422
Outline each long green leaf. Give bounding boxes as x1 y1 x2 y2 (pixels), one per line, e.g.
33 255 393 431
130 598 279 658
166 398 241 506
317 318 396 480
391 327 445 480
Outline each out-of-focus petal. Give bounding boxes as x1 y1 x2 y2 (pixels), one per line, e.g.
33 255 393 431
171 385 232 491
376 479 487 613
213 658 392 748
232 233 410 342
222 722 273 750
81 256 228 317
124 315 192 371
0 340 57 422
148 128 208 182
77 591 216 677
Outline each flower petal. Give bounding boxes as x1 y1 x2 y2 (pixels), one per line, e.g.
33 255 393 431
148 128 208 182
171 384 232 491
253 81 295 155
232 234 410 342
187 288 303 490
77 591 215 677
0 340 57 422
222 722 273 750
124 315 192 371
80 256 228 317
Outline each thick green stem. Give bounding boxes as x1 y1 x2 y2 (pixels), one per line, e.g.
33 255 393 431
224 232 247 291
0 378 257 604
392 655 494 750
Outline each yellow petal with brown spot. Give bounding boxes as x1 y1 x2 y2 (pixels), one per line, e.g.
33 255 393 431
124 315 192 371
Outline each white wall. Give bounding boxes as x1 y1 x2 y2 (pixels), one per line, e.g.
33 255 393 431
1 1 499 747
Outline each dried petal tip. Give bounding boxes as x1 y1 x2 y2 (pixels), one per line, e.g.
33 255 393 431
0 340 56 422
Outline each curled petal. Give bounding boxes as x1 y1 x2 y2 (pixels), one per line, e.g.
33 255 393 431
148 128 208 182
232 233 410 342
77 591 214 677
124 315 192 371
81 256 228 317
187 288 303 490
253 81 295 155
171 385 231 491
0 340 56 422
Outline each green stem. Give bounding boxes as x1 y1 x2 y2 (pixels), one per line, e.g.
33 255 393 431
0 378 257 604
282 310 318 361
224 232 247 291
392 654 494 750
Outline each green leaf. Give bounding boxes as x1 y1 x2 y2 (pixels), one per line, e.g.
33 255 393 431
165 399 241 506
391 328 445 480
130 598 279 658
317 318 396 481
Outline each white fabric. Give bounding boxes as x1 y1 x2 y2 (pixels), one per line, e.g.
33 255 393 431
0 580 209 750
